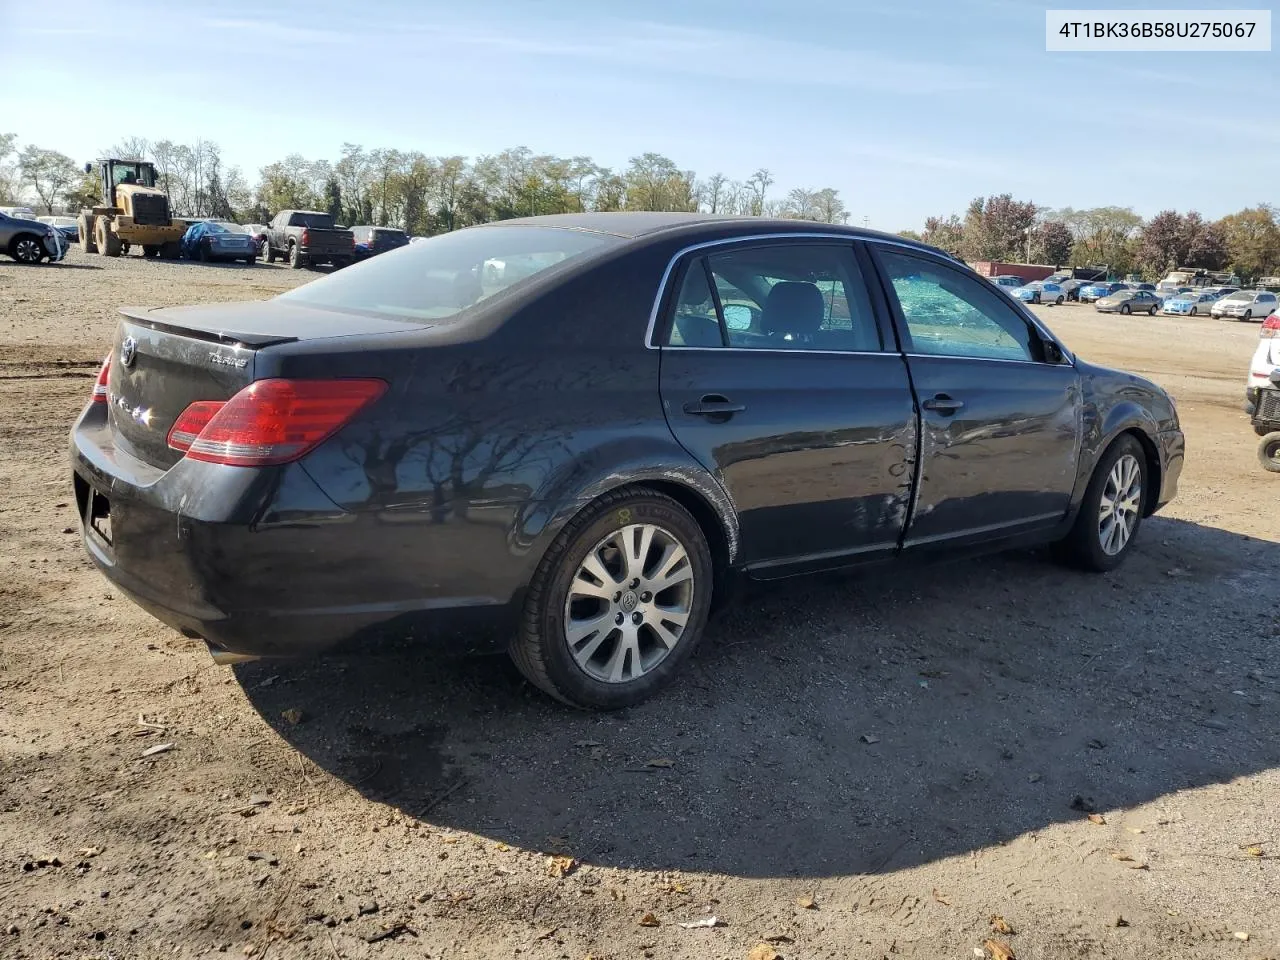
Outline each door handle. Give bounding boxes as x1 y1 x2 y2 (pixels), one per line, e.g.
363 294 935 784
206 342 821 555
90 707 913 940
922 394 964 414
683 395 746 417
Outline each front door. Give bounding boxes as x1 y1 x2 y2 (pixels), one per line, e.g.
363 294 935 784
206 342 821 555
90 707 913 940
657 239 916 575
869 244 1081 550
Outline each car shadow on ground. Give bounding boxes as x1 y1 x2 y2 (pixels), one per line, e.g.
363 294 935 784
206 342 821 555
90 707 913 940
237 516 1279 880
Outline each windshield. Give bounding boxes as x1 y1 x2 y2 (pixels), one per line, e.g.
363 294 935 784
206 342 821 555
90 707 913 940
279 225 621 321
110 162 155 188
201 221 230 234
1224 292 1252 301
212 221 246 233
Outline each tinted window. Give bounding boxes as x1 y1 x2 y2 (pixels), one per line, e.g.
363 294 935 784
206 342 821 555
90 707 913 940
279 226 619 321
672 243 880 352
666 262 725 347
287 212 336 228
878 249 1037 362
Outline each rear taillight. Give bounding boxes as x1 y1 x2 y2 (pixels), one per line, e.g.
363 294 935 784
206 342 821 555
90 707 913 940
301 228 311 245
1261 314 1280 339
167 400 227 453
92 355 110 403
168 379 386 466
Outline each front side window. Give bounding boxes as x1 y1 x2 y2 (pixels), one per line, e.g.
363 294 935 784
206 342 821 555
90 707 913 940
877 248 1038 362
664 242 881 352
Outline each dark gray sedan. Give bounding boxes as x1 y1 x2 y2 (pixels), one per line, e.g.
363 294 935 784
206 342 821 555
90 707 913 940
1 211 67 263
70 213 1184 708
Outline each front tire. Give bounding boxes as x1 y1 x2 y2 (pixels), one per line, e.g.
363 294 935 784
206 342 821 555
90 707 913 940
1190 307 1198 316
1055 295 1064 305
1259 432 1280 473
10 234 45 264
78 214 98 254
511 488 714 709
1243 310 1252 321
1055 435 1147 572
1149 305 1157 316
1120 303 1131 315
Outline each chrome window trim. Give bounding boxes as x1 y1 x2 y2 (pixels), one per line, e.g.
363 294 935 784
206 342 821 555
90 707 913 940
643 231 927 350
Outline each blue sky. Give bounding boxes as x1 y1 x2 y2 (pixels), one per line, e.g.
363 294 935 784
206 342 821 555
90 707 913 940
3 0 1275 228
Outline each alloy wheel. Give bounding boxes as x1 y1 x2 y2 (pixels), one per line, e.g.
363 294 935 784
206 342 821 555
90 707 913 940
563 522 695 684
14 238 42 263
1098 454 1142 556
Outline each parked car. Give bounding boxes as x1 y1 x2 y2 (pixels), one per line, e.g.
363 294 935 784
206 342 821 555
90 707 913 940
987 274 1026 289
0 205 39 221
1212 289 1278 321
1131 282 1157 292
1154 286 1195 307
243 223 269 255
1162 289 1221 316
262 210 354 269
1245 312 1280 432
1044 273 1085 301
1202 286 1239 299
1080 281 1128 302
1095 289 1160 315
69 214 1184 708
1015 281 1066 305
180 220 259 264
38 216 81 244
0 209 67 263
351 225 410 261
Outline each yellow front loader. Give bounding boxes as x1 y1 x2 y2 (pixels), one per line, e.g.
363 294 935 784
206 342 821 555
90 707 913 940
78 159 185 258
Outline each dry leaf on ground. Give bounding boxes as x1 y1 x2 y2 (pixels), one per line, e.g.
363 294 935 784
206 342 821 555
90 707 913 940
748 945 780 960
983 938 1016 960
795 895 816 909
140 742 175 758
1244 845 1264 857
1111 853 1134 862
280 709 304 726
989 915 1014 935
638 912 660 927
859 734 880 744
1087 813 1106 825
667 882 689 894
547 855 577 878
932 888 952 907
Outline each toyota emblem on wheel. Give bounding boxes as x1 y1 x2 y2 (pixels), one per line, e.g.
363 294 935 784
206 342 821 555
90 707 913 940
119 337 138 368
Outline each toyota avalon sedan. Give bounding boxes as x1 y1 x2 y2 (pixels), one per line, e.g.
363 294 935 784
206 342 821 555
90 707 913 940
70 213 1184 708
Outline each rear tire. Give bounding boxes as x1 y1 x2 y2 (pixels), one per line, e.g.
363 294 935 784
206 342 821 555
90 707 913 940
263 243 275 264
1255 423 1273 438
142 244 160 258
288 242 304 269
510 488 714 709
160 241 181 259
1259 432 1280 473
10 234 45 264
1054 435 1147 572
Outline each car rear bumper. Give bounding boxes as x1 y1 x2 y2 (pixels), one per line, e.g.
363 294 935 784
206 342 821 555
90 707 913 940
69 404 515 659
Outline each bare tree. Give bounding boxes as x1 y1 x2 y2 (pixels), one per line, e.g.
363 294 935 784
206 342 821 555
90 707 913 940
17 146 79 213
747 168 774 216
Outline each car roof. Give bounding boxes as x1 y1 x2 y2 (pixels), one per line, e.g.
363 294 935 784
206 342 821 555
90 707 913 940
483 212 956 258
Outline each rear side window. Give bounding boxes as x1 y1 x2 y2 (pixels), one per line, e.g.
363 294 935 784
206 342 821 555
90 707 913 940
663 242 882 352
279 225 620 321
877 248 1038 362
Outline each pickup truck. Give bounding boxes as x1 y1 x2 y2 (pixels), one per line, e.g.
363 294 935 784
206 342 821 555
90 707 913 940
263 210 354 270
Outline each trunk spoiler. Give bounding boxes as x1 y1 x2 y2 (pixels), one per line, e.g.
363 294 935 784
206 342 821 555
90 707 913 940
118 305 300 349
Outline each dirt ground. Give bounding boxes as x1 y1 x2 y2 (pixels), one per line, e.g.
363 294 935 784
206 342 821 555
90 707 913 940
1 248 1277 960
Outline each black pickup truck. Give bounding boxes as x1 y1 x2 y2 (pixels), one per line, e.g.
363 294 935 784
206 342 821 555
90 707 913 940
263 210 354 270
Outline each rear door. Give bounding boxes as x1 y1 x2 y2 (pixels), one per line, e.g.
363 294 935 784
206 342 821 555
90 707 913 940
868 244 1081 551
657 239 916 575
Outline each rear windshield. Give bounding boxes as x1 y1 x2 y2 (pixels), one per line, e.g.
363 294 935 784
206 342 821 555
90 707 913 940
373 228 406 239
287 212 336 228
278 226 621 321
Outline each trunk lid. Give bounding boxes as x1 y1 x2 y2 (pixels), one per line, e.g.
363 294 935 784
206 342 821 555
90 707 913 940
106 301 426 469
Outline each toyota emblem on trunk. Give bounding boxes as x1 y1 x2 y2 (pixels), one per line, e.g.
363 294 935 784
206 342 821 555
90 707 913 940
119 337 138 368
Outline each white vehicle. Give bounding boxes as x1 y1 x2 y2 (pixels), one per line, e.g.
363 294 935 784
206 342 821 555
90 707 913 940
1246 312 1280 436
1212 289 1279 321
0 205 38 221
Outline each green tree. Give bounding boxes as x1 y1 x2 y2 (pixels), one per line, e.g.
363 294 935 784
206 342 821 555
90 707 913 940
1217 205 1280 280
1057 206 1143 275
324 176 343 221
17 146 79 213
0 133 21 203
921 214 964 255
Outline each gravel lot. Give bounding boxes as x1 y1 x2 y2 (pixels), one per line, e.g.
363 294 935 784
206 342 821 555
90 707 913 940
1 247 1277 960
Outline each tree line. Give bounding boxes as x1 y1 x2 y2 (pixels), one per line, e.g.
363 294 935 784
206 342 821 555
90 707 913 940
902 194 1280 281
3 131 1276 280
0 133 851 231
